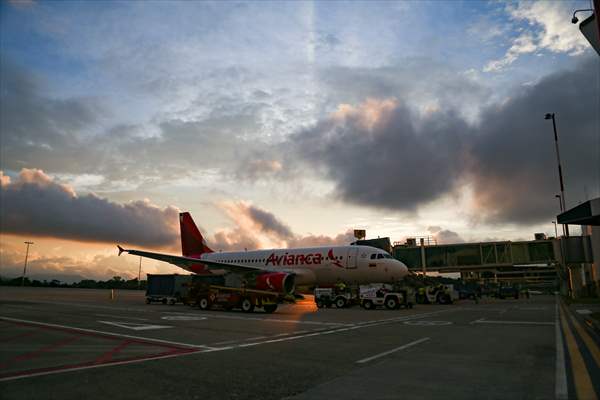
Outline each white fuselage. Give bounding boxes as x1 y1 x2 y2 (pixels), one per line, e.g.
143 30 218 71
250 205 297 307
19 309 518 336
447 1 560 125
199 245 409 286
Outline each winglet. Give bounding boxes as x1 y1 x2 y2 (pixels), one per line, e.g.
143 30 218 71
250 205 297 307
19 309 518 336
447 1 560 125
117 245 126 256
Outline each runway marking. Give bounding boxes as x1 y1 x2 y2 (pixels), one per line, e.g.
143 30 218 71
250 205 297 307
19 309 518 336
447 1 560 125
559 302 597 400
555 300 568 400
563 304 600 368
576 309 593 315
0 347 209 382
94 314 149 321
97 320 173 331
160 311 350 326
160 315 207 321
226 308 459 349
356 337 430 364
93 340 132 364
470 318 553 326
403 320 452 326
0 316 217 350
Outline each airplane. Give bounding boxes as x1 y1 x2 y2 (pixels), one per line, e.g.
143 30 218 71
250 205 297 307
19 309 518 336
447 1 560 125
117 212 409 294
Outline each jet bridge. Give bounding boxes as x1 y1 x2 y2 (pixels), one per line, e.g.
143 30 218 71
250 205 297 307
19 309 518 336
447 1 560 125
393 237 592 273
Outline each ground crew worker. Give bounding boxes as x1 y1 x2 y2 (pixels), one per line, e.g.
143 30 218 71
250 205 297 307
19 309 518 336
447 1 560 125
335 280 347 294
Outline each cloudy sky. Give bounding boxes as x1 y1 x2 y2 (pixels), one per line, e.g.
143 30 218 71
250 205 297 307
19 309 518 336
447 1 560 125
1 0 598 281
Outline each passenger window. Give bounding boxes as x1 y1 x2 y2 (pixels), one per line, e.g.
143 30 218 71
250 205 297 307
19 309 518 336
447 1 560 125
377 254 384 259
370 254 376 259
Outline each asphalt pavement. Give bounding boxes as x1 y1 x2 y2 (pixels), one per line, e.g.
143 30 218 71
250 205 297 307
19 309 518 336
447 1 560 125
0 287 597 400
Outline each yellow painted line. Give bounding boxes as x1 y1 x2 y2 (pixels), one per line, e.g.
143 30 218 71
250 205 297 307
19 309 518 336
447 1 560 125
559 303 597 400
563 303 600 368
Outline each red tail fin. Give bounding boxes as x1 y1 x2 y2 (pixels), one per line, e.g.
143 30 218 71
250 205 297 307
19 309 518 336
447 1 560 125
180 212 213 257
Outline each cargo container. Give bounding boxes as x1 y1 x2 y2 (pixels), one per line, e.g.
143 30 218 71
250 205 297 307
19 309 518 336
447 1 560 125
145 274 193 305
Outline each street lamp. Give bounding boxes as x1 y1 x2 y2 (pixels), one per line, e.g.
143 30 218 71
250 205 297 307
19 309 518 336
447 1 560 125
21 241 34 286
571 9 594 24
545 113 569 237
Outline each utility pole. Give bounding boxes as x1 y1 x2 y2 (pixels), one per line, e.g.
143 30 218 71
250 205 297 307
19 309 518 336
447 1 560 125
21 241 34 286
545 113 569 237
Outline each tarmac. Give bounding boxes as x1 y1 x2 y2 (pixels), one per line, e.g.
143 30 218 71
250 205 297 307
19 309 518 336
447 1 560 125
0 287 598 400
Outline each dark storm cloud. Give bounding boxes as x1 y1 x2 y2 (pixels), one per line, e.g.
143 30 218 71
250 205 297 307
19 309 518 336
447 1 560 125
292 100 469 210
291 57 599 225
208 202 354 251
470 57 599 223
246 204 294 239
0 169 179 247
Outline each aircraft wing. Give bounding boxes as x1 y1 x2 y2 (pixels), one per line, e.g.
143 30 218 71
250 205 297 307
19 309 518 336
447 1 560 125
117 245 263 274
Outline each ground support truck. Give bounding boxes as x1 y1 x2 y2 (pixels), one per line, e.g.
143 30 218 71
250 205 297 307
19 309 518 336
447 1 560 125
187 275 293 313
314 287 354 308
415 284 459 305
359 284 413 310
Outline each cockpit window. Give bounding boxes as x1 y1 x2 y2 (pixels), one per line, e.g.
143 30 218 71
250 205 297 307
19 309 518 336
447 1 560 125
370 254 376 259
383 254 392 259
377 254 384 259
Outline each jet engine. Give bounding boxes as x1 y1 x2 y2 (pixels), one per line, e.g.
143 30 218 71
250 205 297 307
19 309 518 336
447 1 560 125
255 272 295 295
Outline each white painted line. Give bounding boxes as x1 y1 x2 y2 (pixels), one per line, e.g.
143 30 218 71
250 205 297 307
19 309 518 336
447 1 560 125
0 346 220 383
160 315 207 321
555 299 568 400
356 337 430 364
0 316 218 350
160 311 350 326
230 309 459 350
403 320 452 326
212 340 238 345
472 319 554 326
94 314 149 321
97 320 173 331
575 309 592 315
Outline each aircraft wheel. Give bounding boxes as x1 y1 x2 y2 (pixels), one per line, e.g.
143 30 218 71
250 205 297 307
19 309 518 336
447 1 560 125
385 297 398 310
198 297 211 310
241 298 255 313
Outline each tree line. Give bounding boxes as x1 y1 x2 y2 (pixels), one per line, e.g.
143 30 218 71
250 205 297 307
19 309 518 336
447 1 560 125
0 276 147 290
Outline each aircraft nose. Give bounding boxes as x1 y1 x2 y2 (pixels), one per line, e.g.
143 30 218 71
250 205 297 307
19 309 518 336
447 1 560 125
395 260 409 276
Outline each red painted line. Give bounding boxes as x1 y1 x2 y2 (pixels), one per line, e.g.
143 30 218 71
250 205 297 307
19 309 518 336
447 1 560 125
0 329 39 343
0 347 200 380
1 319 188 351
13 335 80 363
94 340 132 364
0 334 80 370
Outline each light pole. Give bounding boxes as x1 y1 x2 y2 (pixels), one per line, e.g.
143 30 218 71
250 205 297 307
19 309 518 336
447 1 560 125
545 113 569 237
138 256 142 289
21 241 34 286
555 194 566 236
552 221 558 238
